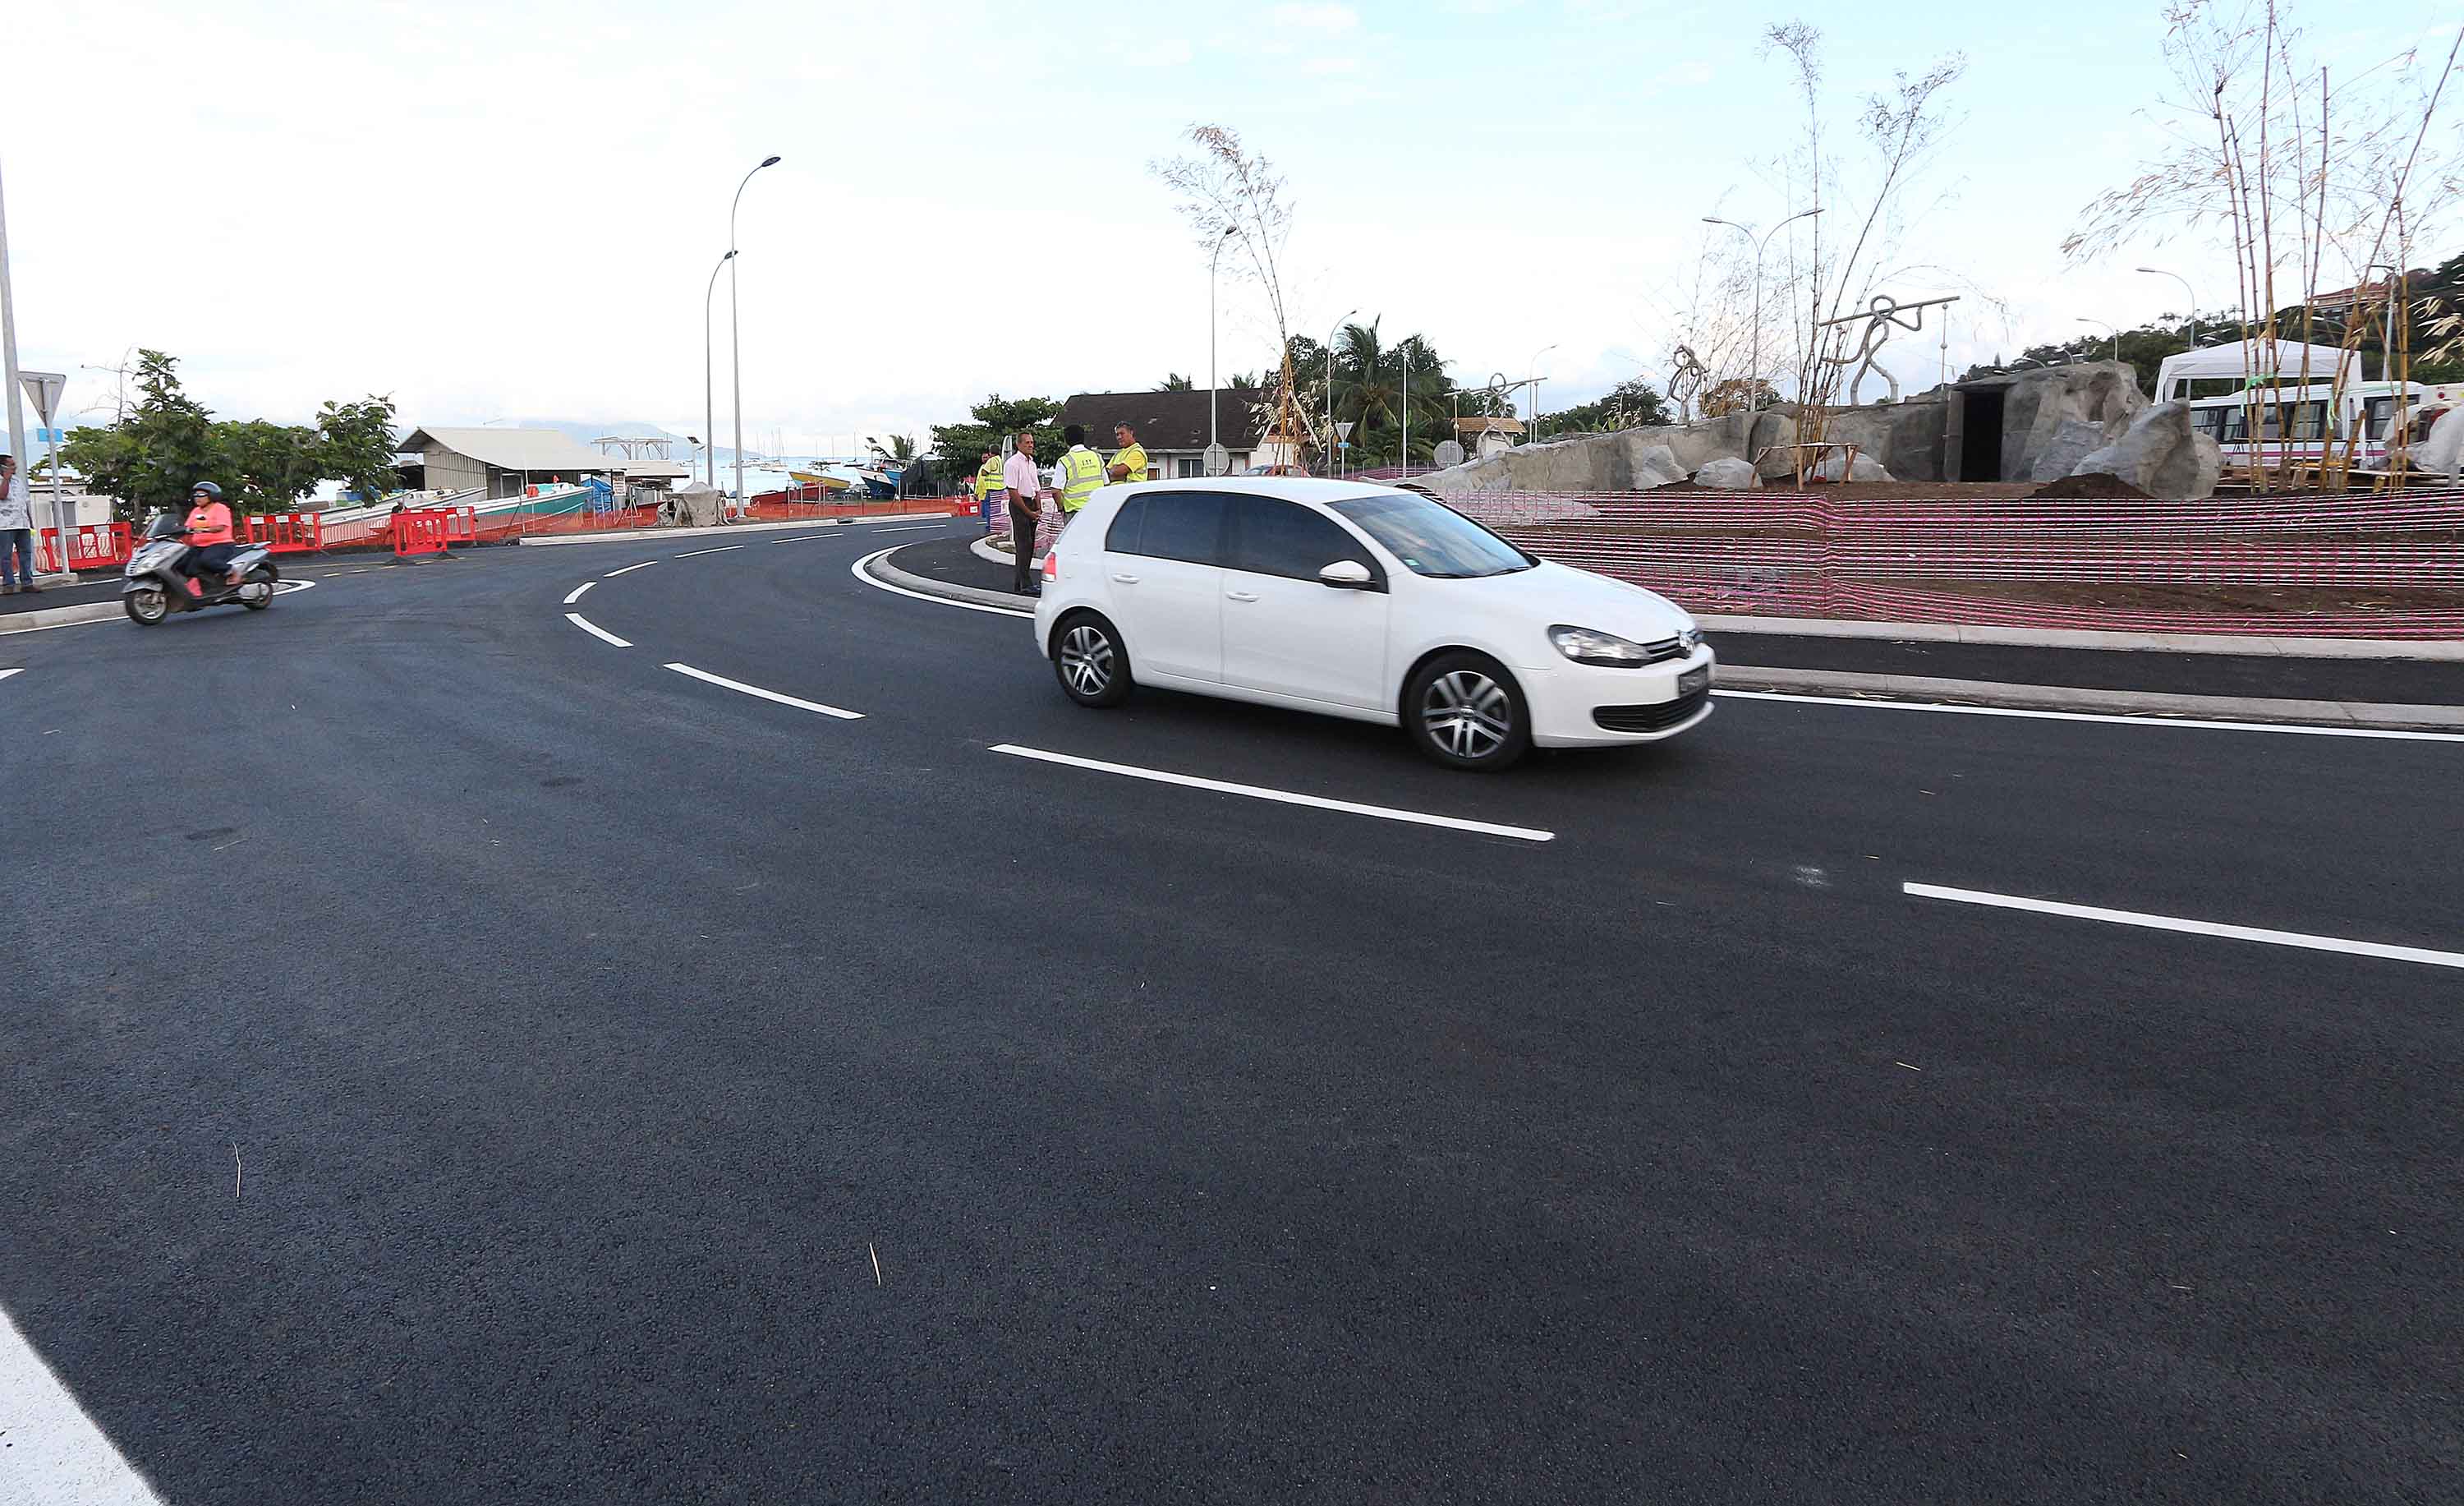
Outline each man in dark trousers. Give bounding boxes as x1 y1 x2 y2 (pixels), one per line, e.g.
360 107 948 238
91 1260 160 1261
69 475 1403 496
1001 431 1045 595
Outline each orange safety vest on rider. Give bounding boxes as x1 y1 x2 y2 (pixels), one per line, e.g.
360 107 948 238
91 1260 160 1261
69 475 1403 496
185 501 235 546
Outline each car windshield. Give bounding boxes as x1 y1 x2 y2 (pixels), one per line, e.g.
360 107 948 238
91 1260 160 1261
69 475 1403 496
1328 493 1533 578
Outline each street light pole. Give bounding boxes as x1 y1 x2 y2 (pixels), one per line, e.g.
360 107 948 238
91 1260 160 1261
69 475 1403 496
1399 338 1413 480
1704 209 1821 412
729 154 781 520
0 155 58 580
1322 306 1355 478
703 250 734 490
1528 343 1557 440
2077 316 2120 362
2136 266 2200 349
1208 227 1234 469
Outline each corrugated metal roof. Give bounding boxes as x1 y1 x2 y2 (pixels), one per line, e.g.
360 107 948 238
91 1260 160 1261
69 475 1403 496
401 427 622 474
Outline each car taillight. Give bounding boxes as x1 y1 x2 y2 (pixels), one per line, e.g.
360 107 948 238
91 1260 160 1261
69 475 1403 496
1041 550 1058 581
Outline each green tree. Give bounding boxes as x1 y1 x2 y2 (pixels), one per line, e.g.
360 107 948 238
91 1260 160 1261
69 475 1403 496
316 396 401 504
1542 377 1673 436
220 420 327 512
60 349 218 518
1156 372 1194 390
929 393 1064 474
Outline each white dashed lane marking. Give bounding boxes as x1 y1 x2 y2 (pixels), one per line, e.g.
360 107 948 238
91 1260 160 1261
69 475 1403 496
564 613 631 647
1905 882 2464 970
563 582 594 605
673 545 747 560
606 560 659 576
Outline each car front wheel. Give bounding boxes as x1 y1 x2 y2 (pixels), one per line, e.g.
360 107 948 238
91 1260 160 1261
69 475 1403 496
1053 611 1132 707
1404 652 1531 771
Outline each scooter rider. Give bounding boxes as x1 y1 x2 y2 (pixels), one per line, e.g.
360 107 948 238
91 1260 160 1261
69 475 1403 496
181 482 242 593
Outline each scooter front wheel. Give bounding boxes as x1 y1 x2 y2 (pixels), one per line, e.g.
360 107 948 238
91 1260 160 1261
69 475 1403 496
125 587 169 625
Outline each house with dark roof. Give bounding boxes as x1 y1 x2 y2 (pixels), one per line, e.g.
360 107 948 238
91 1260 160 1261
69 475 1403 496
1055 389 1267 479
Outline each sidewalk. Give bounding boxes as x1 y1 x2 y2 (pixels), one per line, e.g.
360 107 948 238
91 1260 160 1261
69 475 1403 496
862 537 2464 731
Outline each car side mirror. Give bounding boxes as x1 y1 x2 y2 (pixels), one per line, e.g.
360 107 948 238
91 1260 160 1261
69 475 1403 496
1318 560 1376 590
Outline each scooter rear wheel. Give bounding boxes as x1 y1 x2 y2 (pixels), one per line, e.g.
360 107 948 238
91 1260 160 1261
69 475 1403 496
239 569 276 610
126 587 169 625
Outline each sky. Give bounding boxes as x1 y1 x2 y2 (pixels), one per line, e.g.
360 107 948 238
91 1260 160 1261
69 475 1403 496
4 0 2455 455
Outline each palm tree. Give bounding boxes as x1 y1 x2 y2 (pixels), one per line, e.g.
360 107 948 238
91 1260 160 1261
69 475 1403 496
1156 373 1195 391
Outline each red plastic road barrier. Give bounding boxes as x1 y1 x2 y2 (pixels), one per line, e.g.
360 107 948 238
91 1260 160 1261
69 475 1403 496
242 512 324 554
391 509 453 558
444 505 477 544
36 523 134 573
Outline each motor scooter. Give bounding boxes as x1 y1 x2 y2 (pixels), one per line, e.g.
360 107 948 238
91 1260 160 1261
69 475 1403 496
122 512 279 625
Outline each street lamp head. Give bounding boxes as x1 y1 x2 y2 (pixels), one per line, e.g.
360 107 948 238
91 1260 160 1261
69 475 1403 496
760 155 781 168
2135 266 2162 274
1701 216 1727 226
723 248 738 260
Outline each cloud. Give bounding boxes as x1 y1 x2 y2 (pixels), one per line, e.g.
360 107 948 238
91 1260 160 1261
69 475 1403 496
1303 56 1363 76
1268 3 1362 35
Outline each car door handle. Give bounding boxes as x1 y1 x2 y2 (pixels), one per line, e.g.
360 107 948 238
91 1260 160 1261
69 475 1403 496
1226 590 1259 603
1110 572 1141 584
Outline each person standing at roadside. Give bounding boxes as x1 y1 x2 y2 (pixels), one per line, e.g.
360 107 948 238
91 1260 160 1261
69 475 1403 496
1002 432 1044 595
0 454 34 596
1106 421 1149 486
1055 424 1106 530
974 446 1005 536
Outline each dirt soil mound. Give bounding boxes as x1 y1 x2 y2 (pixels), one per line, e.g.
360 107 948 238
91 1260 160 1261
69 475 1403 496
2028 471 2154 501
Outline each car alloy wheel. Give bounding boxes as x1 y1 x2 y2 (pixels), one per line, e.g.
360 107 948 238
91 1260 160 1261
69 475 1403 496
1422 670 1513 759
1060 624 1113 697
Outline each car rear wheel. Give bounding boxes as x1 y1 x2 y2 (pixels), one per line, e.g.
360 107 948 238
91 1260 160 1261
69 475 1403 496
1053 611 1132 707
1405 652 1531 771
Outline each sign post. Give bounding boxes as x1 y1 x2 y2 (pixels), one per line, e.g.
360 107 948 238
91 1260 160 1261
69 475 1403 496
1333 422 1354 480
21 370 67 563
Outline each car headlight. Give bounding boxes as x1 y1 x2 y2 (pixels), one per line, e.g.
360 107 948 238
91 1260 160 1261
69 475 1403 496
1677 624 1703 652
1549 624 1662 667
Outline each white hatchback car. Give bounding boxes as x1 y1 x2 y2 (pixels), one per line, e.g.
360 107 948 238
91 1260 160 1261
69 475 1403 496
1032 479 1713 771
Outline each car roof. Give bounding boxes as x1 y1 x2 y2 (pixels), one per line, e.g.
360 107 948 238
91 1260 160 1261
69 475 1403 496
1105 477 1410 506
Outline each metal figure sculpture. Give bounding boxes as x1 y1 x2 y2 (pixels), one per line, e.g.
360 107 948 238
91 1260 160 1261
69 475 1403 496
1668 346 1709 423
1815 294 1960 406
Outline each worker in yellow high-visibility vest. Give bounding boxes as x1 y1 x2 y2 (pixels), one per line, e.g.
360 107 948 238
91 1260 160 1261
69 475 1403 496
1106 421 1151 486
972 447 1005 535
1055 425 1108 524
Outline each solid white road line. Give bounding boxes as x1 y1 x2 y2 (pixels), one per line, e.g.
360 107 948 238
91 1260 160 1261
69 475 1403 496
563 581 594 605
851 546 1034 619
770 532 843 544
0 1301 168 1505
664 662 864 719
606 560 659 577
564 612 632 647
673 544 748 560
0 667 21 684
1905 881 2464 971
1713 688 2464 744
990 744 1555 843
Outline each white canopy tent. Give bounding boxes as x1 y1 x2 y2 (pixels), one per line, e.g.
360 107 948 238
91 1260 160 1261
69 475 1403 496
2154 342 2358 403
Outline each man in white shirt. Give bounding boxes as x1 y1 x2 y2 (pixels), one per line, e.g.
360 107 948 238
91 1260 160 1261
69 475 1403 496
1001 432 1046 595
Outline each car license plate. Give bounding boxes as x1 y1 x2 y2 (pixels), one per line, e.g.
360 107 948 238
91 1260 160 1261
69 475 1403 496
1679 665 1710 697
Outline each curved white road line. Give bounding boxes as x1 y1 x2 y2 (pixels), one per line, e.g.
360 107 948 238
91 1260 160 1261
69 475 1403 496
606 560 659 577
850 547 1033 619
990 744 1554 842
1712 688 2464 743
564 613 631 647
0 667 20 684
563 582 594 605
673 545 747 560
664 662 863 720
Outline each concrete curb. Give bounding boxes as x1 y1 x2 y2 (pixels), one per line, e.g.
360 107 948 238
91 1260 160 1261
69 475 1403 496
864 551 1034 615
1714 665 2464 732
0 600 122 635
514 511 963 547
1696 613 2464 661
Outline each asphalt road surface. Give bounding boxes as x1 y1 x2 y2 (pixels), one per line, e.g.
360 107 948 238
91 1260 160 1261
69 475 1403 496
2 518 2458 1504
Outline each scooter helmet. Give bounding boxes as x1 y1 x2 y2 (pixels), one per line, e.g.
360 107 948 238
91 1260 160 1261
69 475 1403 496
190 481 223 500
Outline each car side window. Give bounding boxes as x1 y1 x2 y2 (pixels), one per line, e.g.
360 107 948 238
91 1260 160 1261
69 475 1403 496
1128 490 1228 566
1225 495 1381 583
1105 495 1147 555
